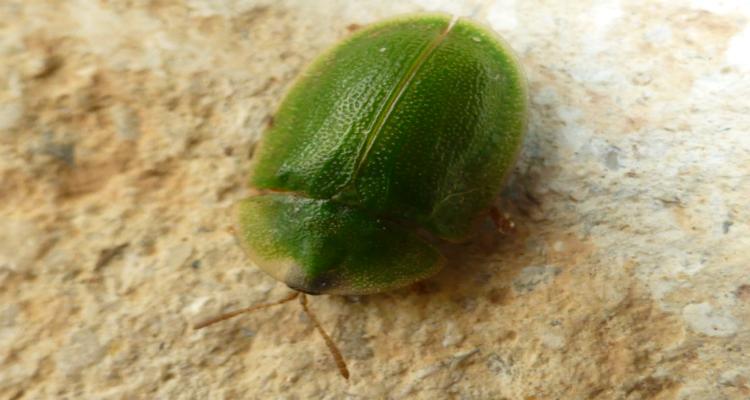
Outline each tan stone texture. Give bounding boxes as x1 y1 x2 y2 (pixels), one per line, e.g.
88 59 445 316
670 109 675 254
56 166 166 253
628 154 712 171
1 0 749 399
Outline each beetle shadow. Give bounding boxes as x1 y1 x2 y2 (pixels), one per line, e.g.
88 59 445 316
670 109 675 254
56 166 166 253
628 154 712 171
367 91 561 306
344 170 553 310
418 181 542 302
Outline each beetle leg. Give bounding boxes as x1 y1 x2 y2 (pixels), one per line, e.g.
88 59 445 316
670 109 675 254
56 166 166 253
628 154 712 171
193 292 299 330
299 294 350 379
489 206 516 235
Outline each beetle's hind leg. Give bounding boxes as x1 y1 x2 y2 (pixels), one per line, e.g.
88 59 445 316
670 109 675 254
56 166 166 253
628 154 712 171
192 291 350 380
298 294 350 380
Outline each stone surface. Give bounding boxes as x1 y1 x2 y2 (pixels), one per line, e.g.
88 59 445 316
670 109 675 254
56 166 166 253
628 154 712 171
1 0 748 399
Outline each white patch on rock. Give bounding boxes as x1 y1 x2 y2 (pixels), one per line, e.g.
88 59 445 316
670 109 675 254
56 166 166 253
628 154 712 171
0 358 38 392
690 0 750 16
682 302 738 337
513 265 561 294
185 0 260 18
557 106 590 152
591 0 623 32
541 332 566 349
643 25 673 46
110 104 141 140
552 241 565 252
532 85 559 106
718 367 749 386
162 243 193 270
410 0 477 16
442 321 464 347
0 219 42 274
0 304 19 328
185 296 215 316
56 329 106 376
486 0 518 31
726 26 750 71
0 100 23 132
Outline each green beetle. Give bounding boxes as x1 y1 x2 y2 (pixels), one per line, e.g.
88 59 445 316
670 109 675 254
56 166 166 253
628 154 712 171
241 13 527 295
197 13 527 378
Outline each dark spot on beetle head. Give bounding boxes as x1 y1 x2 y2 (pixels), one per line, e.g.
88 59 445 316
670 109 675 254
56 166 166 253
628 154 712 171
287 283 322 296
412 281 440 295
287 272 341 295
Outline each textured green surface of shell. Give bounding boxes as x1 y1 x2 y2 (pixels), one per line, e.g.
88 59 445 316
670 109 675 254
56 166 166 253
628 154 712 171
238 13 527 295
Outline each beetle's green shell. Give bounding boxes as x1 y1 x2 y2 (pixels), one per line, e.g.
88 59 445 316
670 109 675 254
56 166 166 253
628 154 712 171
237 14 527 295
237 195 442 295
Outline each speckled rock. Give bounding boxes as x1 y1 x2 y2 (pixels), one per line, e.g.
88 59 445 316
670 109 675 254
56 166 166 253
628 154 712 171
1 1 748 399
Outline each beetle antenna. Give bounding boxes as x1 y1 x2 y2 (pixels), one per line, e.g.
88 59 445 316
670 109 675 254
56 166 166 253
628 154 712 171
299 294 350 380
194 292 300 330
